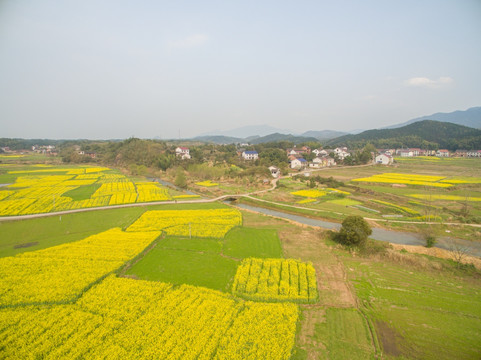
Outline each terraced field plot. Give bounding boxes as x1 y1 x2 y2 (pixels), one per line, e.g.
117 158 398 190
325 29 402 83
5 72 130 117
0 165 173 216
232 258 318 303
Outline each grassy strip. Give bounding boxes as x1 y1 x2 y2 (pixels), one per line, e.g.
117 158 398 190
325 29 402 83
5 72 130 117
126 246 239 292
239 197 345 222
62 183 101 201
223 227 283 259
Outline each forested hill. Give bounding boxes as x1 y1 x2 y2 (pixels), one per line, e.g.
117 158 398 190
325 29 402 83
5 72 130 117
326 120 481 150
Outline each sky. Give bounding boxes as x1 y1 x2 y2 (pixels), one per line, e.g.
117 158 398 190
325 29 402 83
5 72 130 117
1 0 480 140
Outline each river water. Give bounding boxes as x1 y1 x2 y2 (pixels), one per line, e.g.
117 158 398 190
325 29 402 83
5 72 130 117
234 203 481 257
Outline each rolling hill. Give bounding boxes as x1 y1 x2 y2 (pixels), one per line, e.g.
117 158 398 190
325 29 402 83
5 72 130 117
326 120 481 150
385 106 481 129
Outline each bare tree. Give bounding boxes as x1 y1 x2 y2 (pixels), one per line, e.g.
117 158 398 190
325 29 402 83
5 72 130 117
447 239 471 267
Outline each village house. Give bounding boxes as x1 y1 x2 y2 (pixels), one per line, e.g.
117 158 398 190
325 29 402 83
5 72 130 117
312 148 329 157
467 150 481 158
286 146 311 156
436 149 450 157
175 147 191 160
377 149 395 156
32 145 56 155
242 150 259 161
375 153 393 165
290 158 308 169
398 149 414 157
309 157 323 168
309 156 335 168
268 166 280 178
334 147 350 160
454 149 468 157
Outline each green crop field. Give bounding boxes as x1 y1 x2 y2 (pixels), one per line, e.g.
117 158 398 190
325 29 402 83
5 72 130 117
62 183 102 201
223 227 283 259
342 255 481 359
126 244 239 291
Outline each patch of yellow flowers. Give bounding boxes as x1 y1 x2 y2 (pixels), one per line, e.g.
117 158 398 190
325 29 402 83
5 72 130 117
1 275 298 359
0 228 160 306
232 258 318 303
409 194 481 202
352 172 452 187
291 189 326 198
196 180 219 187
0 167 175 216
127 209 242 238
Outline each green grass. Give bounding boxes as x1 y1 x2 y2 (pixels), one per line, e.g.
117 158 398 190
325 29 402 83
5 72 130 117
242 197 345 222
0 207 147 258
62 183 101 201
344 257 481 359
158 236 223 253
0 202 230 258
314 308 375 359
0 173 18 184
126 246 238 292
325 198 362 206
223 227 283 259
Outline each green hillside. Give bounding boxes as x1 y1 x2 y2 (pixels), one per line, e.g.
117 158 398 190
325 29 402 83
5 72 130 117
327 120 481 150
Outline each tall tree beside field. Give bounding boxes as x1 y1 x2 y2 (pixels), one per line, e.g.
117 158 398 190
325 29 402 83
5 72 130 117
174 168 187 188
335 216 372 248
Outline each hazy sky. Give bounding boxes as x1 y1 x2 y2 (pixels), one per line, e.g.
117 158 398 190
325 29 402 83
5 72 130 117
1 0 480 139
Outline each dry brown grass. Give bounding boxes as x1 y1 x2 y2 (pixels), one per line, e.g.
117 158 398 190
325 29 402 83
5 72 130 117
390 244 481 270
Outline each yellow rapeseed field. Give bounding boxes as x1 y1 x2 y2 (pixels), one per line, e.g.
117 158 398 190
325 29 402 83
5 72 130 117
0 166 174 215
352 172 452 187
0 275 298 359
196 180 219 187
126 209 242 238
232 258 318 303
409 194 481 202
0 228 160 306
291 189 326 198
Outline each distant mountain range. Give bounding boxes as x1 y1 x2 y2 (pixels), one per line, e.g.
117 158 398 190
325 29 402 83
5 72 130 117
190 106 480 146
326 120 481 150
385 106 481 129
193 126 347 144
198 125 293 139
193 132 318 145
300 130 348 140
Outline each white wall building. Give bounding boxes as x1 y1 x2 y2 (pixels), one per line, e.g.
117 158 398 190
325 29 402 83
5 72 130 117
242 151 259 160
375 154 393 165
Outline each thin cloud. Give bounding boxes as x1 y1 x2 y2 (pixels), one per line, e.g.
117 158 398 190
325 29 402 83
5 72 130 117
169 34 208 49
404 76 453 89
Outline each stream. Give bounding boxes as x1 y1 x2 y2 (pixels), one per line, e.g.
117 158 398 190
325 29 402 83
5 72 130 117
234 203 481 258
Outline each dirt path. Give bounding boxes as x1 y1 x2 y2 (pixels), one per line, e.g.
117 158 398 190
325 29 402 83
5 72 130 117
297 308 327 360
315 262 357 308
276 224 364 357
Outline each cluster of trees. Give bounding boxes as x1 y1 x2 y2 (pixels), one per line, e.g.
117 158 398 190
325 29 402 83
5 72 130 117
3 136 373 179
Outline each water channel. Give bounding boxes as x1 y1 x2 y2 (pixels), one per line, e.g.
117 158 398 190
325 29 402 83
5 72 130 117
234 203 481 258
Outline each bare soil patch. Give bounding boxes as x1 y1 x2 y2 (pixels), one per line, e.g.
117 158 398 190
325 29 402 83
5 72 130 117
297 308 326 360
316 262 357 308
375 320 403 357
13 242 39 249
